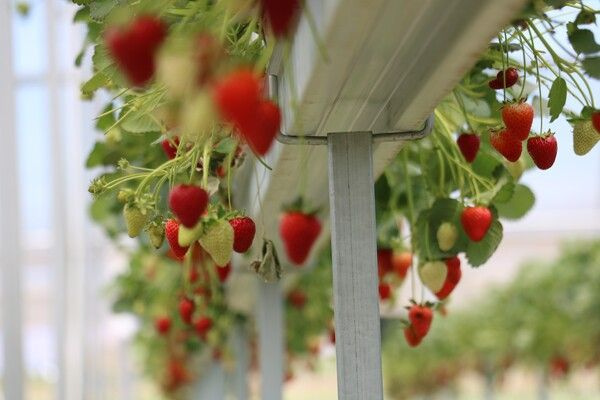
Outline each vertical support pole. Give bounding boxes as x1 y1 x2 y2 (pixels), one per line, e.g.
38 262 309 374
0 3 24 400
327 132 383 400
257 281 284 400
194 362 225 399
230 321 250 400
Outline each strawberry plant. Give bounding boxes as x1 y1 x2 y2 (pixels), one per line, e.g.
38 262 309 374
72 0 600 393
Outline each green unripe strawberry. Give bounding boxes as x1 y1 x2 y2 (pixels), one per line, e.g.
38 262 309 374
573 121 599 156
419 261 447 293
147 222 165 249
178 221 204 247
123 204 147 238
199 219 234 266
436 222 458 252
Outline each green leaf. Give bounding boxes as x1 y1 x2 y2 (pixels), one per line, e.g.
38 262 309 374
89 0 118 21
582 57 600 79
81 71 110 96
496 184 535 220
568 26 600 54
466 219 503 267
574 9 596 25
548 77 567 123
96 103 116 131
119 109 160 133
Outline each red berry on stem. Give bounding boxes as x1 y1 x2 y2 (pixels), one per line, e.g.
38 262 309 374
592 111 600 134
527 134 557 170
392 251 412 279
280 212 322 265
168 185 209 228
457 133 480 163
242 100 281 156
260 0 301 37
194 316 213 339
404 326 422 347
288 289 308 309
378 282 392 300
377 248 394 278
161 138 179 160
230 217 256 253
488 67 519 90
490 129 522 162
178 297 195 324
155 316 171 335
502 101 534 141
165 219 189 259
105 16 167 87
435 256 462 300
461 206 492 242
213 69 261 129
408 305 433 338
216 263 232 283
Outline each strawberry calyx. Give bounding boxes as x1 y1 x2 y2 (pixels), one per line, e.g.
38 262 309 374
283 196 320 216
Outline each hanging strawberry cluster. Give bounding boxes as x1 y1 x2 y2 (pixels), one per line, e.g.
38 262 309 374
374 1 600 347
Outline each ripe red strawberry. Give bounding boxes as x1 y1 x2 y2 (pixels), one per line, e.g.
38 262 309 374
213 69 261 130
260 0 301 37
377 248 394 278
593 111 600 134
288 289 307 309
105 16 167 86
155 316 171 335
216 262 231 283
178 297 195 324
461 206 492 242
229 216 256 253
502 101 534 140
161 138 179 159
404 326 422 347
169 185 209 228
527 134 557 170
194 316 213 339
435 256 462 300
488 67 519 90
165 219 189 259
457 133 480 163
408 305 433 338
243 100 281 155
280 212 322 265
378 282 392 300
490 129 522 162
392 251 412 279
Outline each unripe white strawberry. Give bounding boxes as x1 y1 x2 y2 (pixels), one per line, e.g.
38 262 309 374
180 92 216 144
178 221 204 247
573 121 599 156
436 222 458 251
419 261 447 293
199 219 234 266
123 204 147 238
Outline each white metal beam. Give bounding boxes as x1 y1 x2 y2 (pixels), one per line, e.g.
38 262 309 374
0 1 24 399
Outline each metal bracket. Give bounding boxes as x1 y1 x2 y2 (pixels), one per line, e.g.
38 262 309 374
267 74 434 145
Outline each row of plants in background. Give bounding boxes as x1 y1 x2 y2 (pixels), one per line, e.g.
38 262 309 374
68 0 600 396
381 240 600 399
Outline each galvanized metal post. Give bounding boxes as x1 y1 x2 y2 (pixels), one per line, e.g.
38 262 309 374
327 132 383 400
230 321 250 400
257 280 284 400
0 3 24 399
194 361 226 399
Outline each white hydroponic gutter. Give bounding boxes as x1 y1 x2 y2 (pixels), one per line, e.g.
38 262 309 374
221 1 529 400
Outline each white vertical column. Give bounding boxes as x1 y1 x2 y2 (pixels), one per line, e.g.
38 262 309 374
0 2 24 400
257 281 284 400
194 361 226 399
327 132 383 400
230 321 249 400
